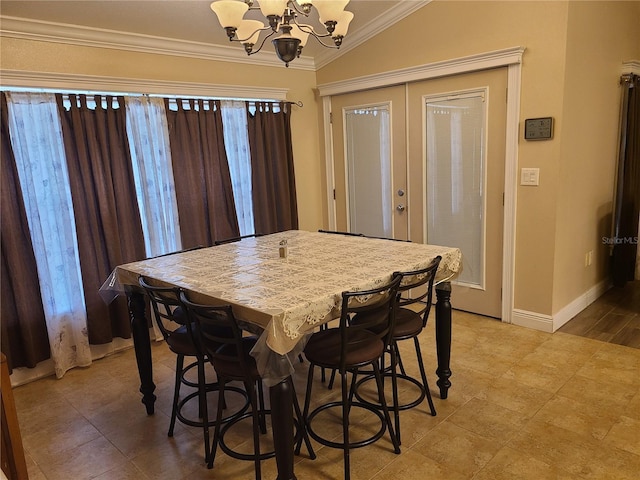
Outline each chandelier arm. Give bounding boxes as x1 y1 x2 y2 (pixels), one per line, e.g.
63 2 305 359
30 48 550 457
232 25 273 44
286 0 311 17
246 27 278 55
294 22 339 49
307 34 340 49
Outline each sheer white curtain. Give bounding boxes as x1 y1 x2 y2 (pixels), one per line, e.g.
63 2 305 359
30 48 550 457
221 100 254 236
6 92 92 378
126 96 182 257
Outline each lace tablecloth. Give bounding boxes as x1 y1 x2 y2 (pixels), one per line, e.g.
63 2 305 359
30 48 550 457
104 230 462 384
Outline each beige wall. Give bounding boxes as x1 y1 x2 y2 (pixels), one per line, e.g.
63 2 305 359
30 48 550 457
0 37 326 232
553 1 640 312
317 1 640 318
2 0 639 321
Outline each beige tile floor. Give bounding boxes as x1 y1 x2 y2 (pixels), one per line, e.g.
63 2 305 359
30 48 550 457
13 309 640 480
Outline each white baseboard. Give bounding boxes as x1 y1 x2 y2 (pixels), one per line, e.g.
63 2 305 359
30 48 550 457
512 309 554 333
511 279 611 334
551 278 611 332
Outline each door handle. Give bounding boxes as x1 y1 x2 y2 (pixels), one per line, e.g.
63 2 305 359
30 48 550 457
396 204 405 212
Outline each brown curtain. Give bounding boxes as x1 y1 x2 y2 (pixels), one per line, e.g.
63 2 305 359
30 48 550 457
612 74 640 286
246 101 298 234
0 93 50 372
56 94 146 344
164 98 239 248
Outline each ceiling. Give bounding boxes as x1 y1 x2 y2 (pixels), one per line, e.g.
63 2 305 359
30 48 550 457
0 1 430 69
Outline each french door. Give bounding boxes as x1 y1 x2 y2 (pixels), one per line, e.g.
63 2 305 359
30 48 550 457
330 85 408 239
330 68 508 318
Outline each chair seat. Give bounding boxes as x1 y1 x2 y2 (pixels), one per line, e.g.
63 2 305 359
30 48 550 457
392 308 423 338
167 323 234 356
213 337 260 379
304 328 384 368
165 326 196 355
352 307 422 338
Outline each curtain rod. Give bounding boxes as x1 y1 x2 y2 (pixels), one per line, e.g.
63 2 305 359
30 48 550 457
3 89 302 107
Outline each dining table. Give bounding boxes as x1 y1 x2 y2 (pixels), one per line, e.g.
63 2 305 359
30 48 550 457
101 230 462 480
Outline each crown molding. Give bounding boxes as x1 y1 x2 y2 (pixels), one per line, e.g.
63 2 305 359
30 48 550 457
0 15 316 71
622 60 640 75
0 69 290 100
314 0 432 69
317 46 525 96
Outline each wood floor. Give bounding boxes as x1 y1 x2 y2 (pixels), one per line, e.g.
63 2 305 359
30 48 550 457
558 280 640 349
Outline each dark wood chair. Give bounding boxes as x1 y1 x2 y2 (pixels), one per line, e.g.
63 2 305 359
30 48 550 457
214 233 263 245
353 256 442 444
318 229 364 236
138 276 246 462
179 292 315 478
297 274 402 480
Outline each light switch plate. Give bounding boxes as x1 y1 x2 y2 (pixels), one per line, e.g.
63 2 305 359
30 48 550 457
521 168 540 186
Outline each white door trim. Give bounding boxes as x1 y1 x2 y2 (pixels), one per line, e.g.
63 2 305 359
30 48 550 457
319 46 524 325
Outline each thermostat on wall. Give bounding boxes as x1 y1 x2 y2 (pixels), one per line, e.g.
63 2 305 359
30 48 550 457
524 117 553 140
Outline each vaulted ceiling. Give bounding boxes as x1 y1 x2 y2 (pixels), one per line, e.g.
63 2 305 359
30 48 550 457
0 1 431 70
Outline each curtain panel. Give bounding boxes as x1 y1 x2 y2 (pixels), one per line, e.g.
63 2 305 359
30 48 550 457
246 101 299 234
56 94 147 344
5 92 92 378
165 98 240 248
612 74 640 286
125 96 182 258
0 93 50 372
2 91 295 381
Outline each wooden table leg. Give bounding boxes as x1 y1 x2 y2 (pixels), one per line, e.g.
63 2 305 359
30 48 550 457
435 281 452 399
126 288 156 415
269 376 296 480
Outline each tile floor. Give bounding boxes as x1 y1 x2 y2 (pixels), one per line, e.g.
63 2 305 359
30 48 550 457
13 290 640 480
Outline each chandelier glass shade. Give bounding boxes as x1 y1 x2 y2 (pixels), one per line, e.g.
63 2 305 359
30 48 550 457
210 0 353 66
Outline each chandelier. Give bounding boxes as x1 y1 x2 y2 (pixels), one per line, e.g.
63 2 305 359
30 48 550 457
210 0 353 67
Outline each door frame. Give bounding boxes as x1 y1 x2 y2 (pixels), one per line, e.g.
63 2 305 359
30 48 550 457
319 46 524 325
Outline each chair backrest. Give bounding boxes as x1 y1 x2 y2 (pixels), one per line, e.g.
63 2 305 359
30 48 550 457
138 276 184 341
395 256 442 328
148 245 204 259
318 229 364 237
338 274 402 371
364 235 412 242
178 292 250 376
214 233 263 245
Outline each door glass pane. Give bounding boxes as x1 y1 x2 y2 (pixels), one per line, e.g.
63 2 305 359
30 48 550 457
344 105 392 238
425 94 485 287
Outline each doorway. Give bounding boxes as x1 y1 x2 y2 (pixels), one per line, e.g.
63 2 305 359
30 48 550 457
330 67 508 318
330 85 408 239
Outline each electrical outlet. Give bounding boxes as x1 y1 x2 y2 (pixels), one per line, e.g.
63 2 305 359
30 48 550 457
585 251 593 267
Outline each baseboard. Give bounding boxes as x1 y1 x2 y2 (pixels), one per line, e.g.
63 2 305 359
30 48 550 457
511 309 554 333
511 278 611 334
551 278 611 332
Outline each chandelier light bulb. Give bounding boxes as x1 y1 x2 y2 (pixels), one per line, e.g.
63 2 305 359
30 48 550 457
236 19 265 44
332 10 353 38
315 0 350 24
210 0 249 30
258 0 289 16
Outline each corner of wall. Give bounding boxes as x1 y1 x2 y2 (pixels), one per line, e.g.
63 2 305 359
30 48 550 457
512 277 611 334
